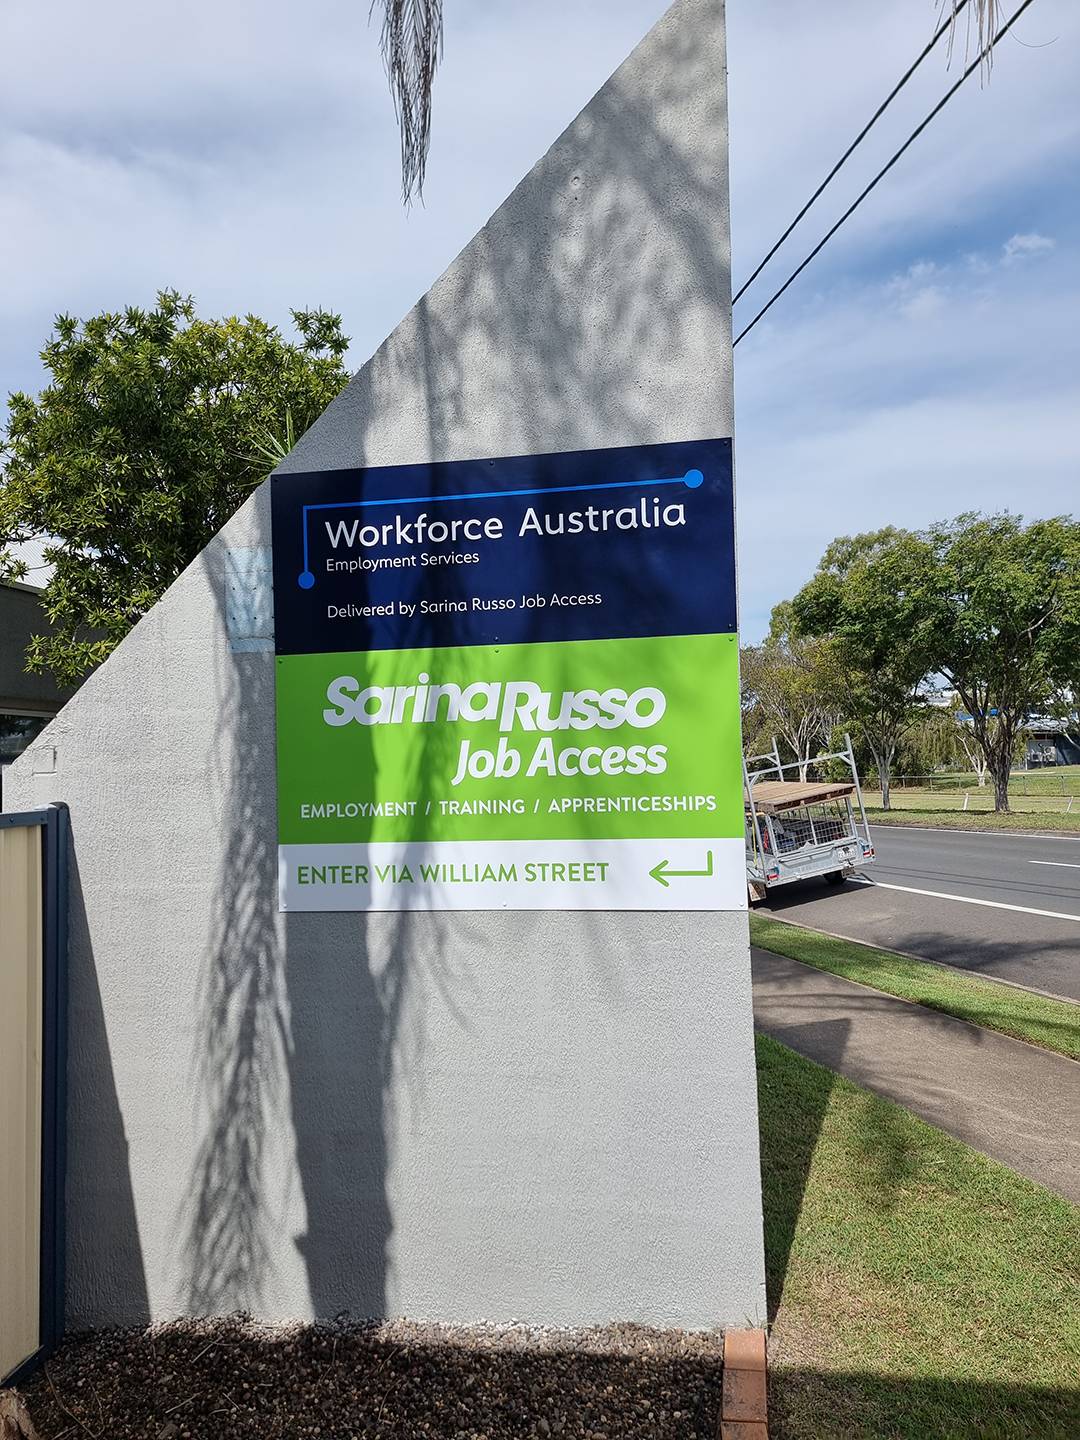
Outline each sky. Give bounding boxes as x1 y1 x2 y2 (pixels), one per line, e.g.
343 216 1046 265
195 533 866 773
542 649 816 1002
1 0 1077 639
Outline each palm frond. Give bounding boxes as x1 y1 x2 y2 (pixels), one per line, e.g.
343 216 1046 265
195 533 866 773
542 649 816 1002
940 0 1005 77
246 409 298 481
373 0 444 204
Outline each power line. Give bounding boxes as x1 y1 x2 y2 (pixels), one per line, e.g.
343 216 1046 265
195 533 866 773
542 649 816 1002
732 0 1037 348
732 0 973 306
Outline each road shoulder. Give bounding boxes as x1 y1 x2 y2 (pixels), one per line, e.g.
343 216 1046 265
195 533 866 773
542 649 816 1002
750 912 1080 1056
751 947 1080 1204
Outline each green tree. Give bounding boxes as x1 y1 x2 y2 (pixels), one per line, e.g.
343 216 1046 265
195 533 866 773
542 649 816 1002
741 603 842 780
0 291 350 685
791 528 936 809
909 513 1080 811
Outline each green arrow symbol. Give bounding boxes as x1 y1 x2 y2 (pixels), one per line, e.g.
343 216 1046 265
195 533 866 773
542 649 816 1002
649 850 714 887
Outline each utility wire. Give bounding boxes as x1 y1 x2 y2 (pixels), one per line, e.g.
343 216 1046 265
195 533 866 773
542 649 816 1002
732 0 972 305
732 0 1037 348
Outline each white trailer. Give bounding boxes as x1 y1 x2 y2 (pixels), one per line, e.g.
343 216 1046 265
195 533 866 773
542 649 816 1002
744 735 874 902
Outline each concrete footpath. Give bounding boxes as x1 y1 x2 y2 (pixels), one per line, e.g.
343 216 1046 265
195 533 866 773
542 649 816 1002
751 949 1080 1204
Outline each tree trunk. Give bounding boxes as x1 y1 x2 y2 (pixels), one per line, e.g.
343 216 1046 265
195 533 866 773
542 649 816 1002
867 739 892 811
992 757 1011 812
957 725 989 786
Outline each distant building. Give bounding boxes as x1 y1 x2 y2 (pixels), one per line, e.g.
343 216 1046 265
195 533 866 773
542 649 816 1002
0 579 84 800
1024 717 1080 768
919 685 1079 768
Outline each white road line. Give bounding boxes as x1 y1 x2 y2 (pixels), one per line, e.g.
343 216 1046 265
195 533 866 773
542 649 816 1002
848 878 1080 924
870 824 1080 842
1029 860 1080 869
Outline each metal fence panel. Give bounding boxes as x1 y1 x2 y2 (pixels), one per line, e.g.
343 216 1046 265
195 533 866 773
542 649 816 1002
0 806 66 1385
0 820 43 1380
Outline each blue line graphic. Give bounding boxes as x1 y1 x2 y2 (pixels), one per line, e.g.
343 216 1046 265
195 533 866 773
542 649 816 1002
297 467 704 588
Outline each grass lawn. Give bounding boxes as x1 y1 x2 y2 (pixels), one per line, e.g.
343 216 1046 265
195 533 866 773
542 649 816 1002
888 765 1080 796
749 914 1080 1060
865 804 1080 833
758 1035 1080 1439
862 765 1080 826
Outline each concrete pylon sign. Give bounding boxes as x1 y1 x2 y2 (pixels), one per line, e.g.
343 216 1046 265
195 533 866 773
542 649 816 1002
7 0 766 1331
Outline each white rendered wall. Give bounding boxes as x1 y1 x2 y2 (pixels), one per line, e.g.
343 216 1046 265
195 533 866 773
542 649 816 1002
5 0 766 1329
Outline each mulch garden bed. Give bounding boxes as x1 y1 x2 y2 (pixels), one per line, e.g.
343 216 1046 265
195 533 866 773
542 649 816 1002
17 1315 726 1439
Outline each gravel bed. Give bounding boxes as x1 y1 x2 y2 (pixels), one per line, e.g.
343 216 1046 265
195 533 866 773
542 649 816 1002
19 1315 726 1439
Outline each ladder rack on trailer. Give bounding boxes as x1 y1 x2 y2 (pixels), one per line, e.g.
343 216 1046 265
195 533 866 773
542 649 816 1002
744 734 874 901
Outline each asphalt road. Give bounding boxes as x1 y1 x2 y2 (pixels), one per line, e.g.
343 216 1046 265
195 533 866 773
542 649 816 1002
759 824 1080 1001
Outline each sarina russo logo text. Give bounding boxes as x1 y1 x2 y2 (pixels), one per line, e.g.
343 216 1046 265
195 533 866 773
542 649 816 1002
322 674 669 785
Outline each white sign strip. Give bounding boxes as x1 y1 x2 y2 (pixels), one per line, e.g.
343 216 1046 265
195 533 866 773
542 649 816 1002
280 837 746 913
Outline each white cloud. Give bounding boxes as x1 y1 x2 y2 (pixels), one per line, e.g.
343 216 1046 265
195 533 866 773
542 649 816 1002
727 0 1079 283
1002 231 1056 262
0 0 672 383
899 285 947 321
734 236 1080 638
1 0 1076 645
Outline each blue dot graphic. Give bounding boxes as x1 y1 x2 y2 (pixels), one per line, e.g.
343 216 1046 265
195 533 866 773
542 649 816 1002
298 571 315 590
683 468 704 489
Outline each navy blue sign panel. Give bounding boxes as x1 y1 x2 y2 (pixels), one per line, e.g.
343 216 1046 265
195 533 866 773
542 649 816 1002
270 438 735 656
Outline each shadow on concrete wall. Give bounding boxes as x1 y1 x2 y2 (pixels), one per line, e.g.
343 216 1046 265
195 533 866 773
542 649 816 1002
184 516 396 1315
64 838 150 1324
186 494 467 1319
182 628 295 1312
182 9 741 1320
341 104 727 464
281 916 390 1320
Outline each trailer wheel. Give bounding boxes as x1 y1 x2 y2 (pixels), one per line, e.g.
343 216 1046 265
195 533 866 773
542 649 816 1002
824 870 846 886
